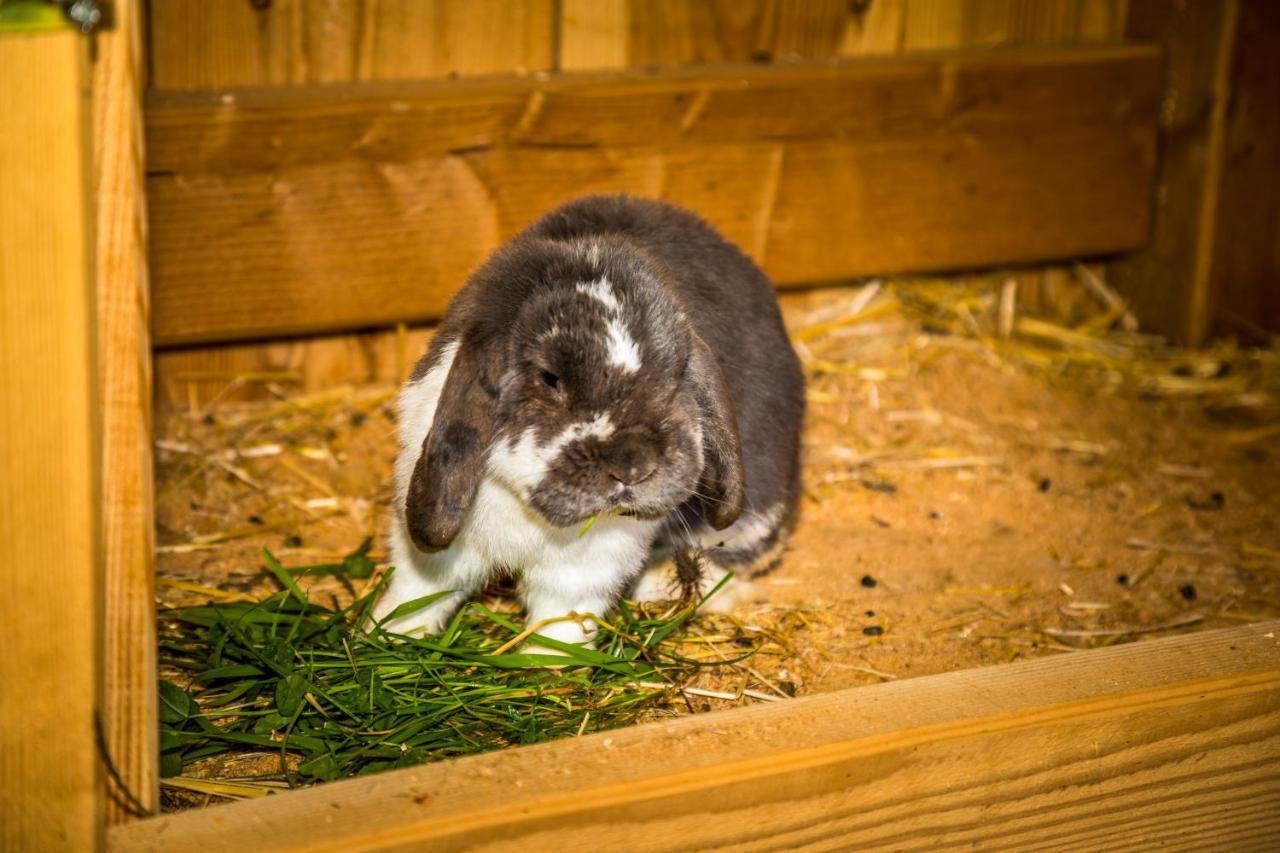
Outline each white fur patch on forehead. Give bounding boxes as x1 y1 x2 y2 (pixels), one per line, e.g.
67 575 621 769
575 277 641 373
604 318 641 372
489 413 616 502
576 278 620 312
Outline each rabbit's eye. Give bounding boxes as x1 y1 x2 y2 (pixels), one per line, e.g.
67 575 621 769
541 370 561 391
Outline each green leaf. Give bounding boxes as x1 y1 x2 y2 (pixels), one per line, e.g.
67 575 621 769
198 664 265 681
159 751 185 778
157 681 197 724
285 538 376 581
376 590 454 628
262 548 309 605
297 752 339 780
341 537 376 579
158 728 187 752
275 673 309 718
253 711 287 735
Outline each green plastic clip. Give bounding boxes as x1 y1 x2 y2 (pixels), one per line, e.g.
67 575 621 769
0 1 66 33
0 1 102 34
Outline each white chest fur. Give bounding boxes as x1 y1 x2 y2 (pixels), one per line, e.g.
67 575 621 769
456 478 656 577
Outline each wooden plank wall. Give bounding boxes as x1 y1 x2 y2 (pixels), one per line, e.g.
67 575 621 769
0 28 104 852
1111 0 1280 344
146 49 1157 345
147 0 557 87
1109 0 1237 344
150 0 1132 405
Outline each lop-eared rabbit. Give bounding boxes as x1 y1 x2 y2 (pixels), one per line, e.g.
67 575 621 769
374 195 804 648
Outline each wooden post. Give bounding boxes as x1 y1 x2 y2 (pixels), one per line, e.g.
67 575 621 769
1210 0 1280 340
93 0 158 822
1110 0 1240 344
1113 0 1280 343
0 25 104 853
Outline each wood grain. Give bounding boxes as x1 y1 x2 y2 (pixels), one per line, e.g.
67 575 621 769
356 0 555 81
147 0 555 89
145 0 557 397
903 0 1132 49
146 46 1160 346
838 0 909 56
94 0 158 824
557 0 1133 67
146 46 1156 173
560 0 857 70
0 29 103 852
152 0 1134 403
559 0 631 71
1109 0 1238 344
1210 0 1280 340
109 621 1280 852
153 325 433 408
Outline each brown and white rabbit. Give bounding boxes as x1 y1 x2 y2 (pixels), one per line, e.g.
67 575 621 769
373 195 805 646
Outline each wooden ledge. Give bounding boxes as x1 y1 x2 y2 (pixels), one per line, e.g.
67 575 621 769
146 46 1159 173
145 45 1161 346
111 621 1280 851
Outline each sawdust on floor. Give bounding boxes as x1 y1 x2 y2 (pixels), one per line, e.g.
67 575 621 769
153 274 1280 806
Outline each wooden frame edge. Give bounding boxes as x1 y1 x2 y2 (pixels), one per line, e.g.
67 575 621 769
94 0 159 823
111 620 1280 851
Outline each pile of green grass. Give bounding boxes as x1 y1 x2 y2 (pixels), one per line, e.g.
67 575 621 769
158 543 744 786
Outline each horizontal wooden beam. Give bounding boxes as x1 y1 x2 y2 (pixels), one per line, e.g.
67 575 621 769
111 622 1280 851
146 46 1161 346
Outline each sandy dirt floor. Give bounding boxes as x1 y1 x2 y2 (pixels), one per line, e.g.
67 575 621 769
153 275 1280 805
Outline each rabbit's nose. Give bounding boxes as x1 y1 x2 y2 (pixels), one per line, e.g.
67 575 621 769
604 430 658 486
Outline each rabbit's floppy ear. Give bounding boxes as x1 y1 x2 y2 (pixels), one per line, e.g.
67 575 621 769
687 333 746 530
405 331 501 552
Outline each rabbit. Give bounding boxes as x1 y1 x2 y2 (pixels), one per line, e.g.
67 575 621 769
372 195 805 648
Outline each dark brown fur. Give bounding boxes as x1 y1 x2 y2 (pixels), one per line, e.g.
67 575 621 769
405 195 804 571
